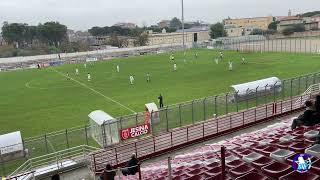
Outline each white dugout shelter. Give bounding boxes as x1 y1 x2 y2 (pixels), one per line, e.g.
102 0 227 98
230 77 282 101
89 110 120 148
145 103 161 125
0 131 25 162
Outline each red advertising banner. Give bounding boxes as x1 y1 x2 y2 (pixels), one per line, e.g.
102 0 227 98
120 123 151 140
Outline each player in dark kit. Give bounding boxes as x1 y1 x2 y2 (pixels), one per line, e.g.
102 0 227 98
158 94 164 108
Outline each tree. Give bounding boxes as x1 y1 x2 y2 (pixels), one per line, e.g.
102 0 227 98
38 22 67 47
282 24 305 36
24 26 38 46
107 33 121 47
209 23 227 39
268 21 278 31
88 26 104 36
1 22 28 48
134 32 149 46
170 17 182 29
250 29 263 35
301 11 320 17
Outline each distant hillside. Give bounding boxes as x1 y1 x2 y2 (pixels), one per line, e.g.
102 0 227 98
299 11 320 17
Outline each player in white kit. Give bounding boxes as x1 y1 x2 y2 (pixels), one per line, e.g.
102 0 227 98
220 51 223 60
84 63 87 69
87 73 91 81
129 75 134 85
116 65 120 73
242 57 246 64
75 68 79 75
173 63 177 71
228 61 233 71
215 58 219 64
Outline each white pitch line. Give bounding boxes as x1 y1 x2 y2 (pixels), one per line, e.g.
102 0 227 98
52 68 137 114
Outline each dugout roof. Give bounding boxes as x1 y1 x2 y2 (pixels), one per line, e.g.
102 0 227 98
145 103 159 113
0 131 23 154
88 110 116 126
231 77 281 95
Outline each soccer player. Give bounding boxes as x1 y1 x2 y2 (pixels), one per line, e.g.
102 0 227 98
158 94 164 108
146 73 151 83
129 75 134 85
228 61 233 71
66 72 70 80
194 52 198 59
242 57 246 64
220 51 223 60
116 65 120 73
170 54 175 61
84 63 87 69
173 63 177 71
87 73 91 81
75 68 79 75
215 58 219 65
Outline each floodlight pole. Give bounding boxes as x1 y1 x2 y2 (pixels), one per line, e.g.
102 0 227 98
181 0 185 50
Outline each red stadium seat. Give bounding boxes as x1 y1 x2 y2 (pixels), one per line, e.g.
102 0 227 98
186 174 202 180
262 162 292 179
238 149 254 158
279 171 319 180
226 159 245 169
260 146 280 156
187 169 202 176
251 156 275 170
229 164 255 178
235 172 268 180
276 141 294 149
205 162 220 169
311 159 320 174
288 142 312 153
206 173 232 180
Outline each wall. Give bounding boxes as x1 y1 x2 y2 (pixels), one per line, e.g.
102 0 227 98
148 31 210 46
224 38 320 54
224 16 273 30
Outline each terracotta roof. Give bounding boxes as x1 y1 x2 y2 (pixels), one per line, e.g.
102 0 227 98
280 16 302 21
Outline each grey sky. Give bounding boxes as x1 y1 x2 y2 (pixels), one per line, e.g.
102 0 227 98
0 0 318 31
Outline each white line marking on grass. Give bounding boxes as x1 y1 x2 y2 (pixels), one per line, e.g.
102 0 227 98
52 68 137 114
46 139 56 152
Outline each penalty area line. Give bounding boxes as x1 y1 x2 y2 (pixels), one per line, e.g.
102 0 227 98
52 68 137 114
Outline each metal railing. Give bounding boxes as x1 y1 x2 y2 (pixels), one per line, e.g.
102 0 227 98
9 145 101 178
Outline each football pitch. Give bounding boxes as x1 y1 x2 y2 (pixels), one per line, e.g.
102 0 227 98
1 49 320 138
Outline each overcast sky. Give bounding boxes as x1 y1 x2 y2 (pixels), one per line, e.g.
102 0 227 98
0 0 319 31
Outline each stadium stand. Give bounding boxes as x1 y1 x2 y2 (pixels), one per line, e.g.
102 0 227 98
86 93 320 179
110 116 320 180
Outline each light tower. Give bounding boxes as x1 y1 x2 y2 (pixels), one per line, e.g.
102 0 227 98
181 0 185 49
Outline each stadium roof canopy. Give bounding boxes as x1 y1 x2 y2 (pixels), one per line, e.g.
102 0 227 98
0 131 23 155
88 110 116 125
231 77 281 95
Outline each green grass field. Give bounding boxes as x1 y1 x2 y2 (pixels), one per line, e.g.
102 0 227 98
1 49 320 138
